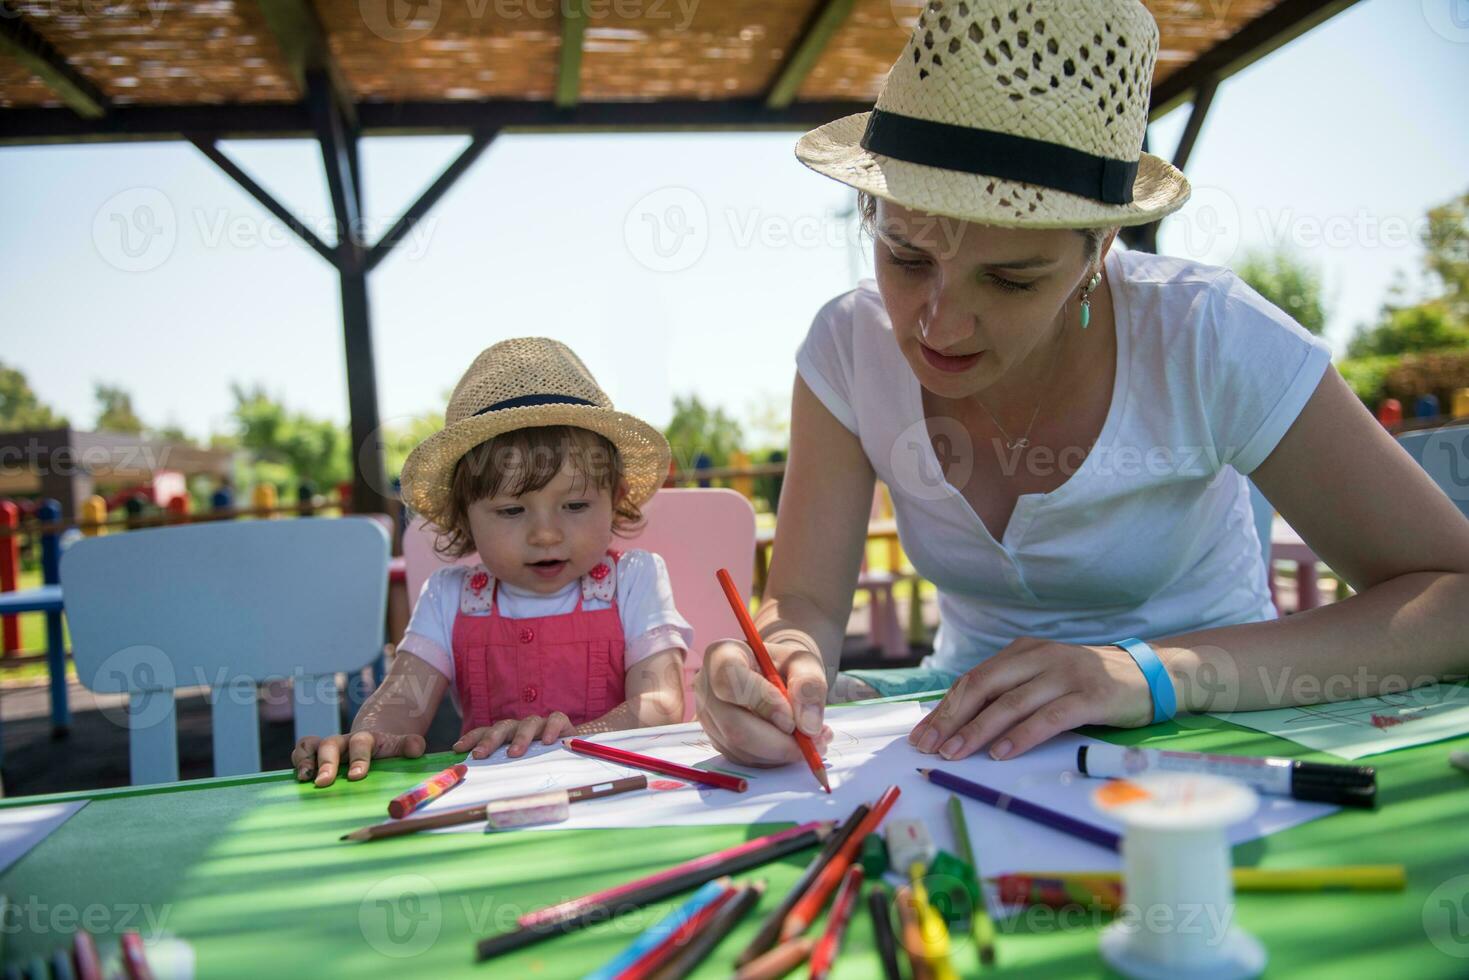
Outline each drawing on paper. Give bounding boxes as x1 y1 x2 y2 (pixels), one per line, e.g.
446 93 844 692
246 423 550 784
1280 688 1452 731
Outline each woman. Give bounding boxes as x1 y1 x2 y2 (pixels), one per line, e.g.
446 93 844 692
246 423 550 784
695 0 1469 767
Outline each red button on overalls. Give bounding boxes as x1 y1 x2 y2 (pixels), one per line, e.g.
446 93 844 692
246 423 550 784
522 686 537 702
519 627 535 643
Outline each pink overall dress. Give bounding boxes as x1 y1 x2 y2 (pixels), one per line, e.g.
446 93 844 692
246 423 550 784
449 551 626 737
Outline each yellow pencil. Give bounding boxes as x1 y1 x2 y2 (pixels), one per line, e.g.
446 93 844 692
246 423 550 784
909 862 958 980
996 865 1405 893
947 793 998 967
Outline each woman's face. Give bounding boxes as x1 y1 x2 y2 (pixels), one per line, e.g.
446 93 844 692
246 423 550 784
872 198 1098 401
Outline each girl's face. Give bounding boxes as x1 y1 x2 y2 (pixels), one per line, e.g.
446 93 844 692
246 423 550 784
872 199 1098 400
466 458 619 595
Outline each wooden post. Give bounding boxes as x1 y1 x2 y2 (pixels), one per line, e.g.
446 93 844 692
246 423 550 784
0 500 19 654
1452 388 1469 419
81 495 108 537
730 451 753 501
37 499 70 734
253 483 278 518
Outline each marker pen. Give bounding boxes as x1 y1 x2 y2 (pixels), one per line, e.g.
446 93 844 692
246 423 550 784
1076 745 1375 808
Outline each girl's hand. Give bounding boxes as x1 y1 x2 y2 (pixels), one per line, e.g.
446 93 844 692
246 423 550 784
292 731 427 787
908 638 1160 761
694 638 833 768
454 712 574 760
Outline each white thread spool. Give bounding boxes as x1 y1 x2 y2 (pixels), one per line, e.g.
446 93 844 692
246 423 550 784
1092 772 1266 980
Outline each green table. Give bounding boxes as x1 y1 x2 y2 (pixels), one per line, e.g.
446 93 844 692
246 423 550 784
1 712 1466 978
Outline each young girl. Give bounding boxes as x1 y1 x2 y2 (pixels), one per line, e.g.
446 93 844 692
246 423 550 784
293 337 692 786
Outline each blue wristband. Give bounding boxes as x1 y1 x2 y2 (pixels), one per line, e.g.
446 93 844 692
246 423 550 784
1114 637 1176 724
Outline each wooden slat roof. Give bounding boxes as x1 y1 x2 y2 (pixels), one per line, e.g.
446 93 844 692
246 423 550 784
0 0 1356 142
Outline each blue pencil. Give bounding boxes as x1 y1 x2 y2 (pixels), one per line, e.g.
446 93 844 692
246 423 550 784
918 768 1122 852
582 878 732 980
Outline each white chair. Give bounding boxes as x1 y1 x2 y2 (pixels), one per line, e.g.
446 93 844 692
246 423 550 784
61 517 389 784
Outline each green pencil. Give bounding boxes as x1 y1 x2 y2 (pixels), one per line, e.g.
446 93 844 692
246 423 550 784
947 793 998 967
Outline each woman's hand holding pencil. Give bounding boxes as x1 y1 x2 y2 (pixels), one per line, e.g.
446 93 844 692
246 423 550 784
698 569 834 776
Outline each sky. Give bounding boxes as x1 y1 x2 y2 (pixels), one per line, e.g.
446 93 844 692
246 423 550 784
1 0 1467 445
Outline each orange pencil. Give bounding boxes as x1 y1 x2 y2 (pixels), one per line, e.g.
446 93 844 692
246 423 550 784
715 568 830 794
781 784 901 939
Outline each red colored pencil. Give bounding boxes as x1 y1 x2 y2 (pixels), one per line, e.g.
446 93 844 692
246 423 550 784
72 931 102 980
809 865 864 980
119 932 155 980
781 785 900 939
715 568 831 794
565 738 748 792
517 820 829 928
616 885 739 980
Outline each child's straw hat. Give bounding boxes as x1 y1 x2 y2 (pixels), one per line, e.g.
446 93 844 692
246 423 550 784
796 0 1189 228
400 338 671 527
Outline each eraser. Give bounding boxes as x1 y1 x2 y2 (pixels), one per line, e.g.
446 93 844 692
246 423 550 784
885 818 936 872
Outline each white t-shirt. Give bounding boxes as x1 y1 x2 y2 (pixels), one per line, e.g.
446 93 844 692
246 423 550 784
796 246 1333 676
398 550 693 693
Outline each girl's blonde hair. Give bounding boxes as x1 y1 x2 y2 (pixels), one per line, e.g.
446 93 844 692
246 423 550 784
436 425 645 559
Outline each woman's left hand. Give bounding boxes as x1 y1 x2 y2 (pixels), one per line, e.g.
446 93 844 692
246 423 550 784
908 637 1164 760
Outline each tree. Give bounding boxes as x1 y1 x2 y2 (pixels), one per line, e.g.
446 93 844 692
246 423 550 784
663 394 743 470
1234 248 1327 336
0 361 67 431
1424 189 1468 323
1346 301 1469 359
229 383 351 491
94 383 144 433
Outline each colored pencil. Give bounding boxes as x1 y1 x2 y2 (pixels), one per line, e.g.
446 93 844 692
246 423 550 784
618 885 739 980
715 568 831 794
565 738 748 792
910 863 958 980
991 865 1408 909
342 775 647 841
478 822 831 960
50 946 76 980
733 937 815 980
516 821 828 929
119 932 154 980
736 803 870 966
584 879 733 980
387 762 468 818
649 880 766 980
868 885 903 980
918 768 1121 852
809 865 863 980
72 932 102 980
781 785 901 939
946 792 998 966
893 886 930 980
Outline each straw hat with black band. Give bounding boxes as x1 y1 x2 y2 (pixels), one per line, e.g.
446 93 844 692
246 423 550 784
399 338 671 529
796 0 1190 228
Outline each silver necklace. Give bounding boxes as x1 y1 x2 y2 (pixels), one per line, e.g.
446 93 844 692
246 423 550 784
975 303 1071 451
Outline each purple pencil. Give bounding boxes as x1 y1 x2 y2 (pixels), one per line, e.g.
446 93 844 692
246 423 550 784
918 767 1122 852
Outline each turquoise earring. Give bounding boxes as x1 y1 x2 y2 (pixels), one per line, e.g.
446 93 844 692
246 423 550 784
1079 271 1102 329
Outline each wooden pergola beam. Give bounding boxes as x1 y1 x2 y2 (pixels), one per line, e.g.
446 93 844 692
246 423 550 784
255 0 356 126
556 0 588 109
765 0 856 110
0 2 108 119
0 99 878 145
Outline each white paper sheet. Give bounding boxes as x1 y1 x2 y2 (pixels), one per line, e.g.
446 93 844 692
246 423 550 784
1211 683 1469 759
0 799 88 876
417 701 1335 917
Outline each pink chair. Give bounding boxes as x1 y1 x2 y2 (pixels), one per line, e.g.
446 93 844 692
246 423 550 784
401 488 757 721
